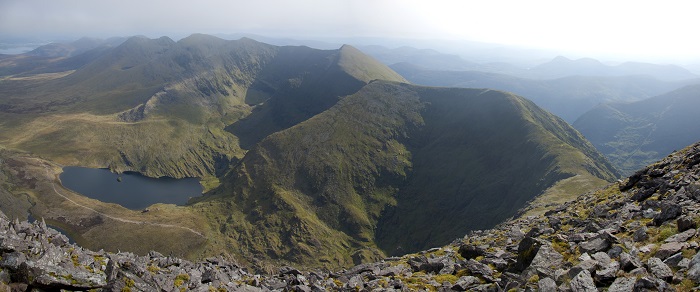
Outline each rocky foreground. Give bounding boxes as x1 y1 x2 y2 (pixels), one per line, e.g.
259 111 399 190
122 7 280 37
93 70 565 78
2 141 700 291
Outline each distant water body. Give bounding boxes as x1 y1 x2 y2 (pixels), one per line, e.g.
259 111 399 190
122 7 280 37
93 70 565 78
0 43 45 54
59 166 203 210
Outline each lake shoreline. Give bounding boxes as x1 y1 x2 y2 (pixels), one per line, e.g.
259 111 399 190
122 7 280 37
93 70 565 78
59 166 204 210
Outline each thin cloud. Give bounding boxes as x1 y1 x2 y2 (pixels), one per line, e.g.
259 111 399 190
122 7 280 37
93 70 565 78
1 0 698 60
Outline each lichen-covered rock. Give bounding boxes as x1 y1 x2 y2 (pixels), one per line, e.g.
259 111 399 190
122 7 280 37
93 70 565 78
569 269 597 292
594 260 619 285
633 226 649 242
647 257 673 281
537 277 557 292
686 252 700 282
451 276 479 291
654 202 683 226
579 237 610 254
664 228 696 242
677 216 697 232
458 244 487 260
655 242 686 259
513 237 544 272
465 259 495 282
608 277 636 292
526 244 563 277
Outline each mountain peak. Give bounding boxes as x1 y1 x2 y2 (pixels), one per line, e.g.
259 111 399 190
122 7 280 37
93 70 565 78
337 44 407 83
551 55 572 62
120 35 175 48
178 33 224 44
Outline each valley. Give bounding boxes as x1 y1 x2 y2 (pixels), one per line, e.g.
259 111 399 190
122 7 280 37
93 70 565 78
2 1 700 290
0 34 628 269
574 84 700 176
0 149 209 258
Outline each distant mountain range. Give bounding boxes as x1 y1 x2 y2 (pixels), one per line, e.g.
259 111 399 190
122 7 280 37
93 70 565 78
529 56 698 81
391 62 697 122
0 34 618 267
574 84 700 175
358 44 698 81
0 37 127 76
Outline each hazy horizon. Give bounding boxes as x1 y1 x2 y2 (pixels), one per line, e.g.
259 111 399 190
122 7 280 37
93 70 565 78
2 0 699 63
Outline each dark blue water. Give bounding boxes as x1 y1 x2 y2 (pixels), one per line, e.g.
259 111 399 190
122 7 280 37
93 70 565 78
59 167 203 210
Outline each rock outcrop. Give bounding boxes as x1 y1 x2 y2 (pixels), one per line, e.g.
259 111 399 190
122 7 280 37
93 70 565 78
2 141 700 291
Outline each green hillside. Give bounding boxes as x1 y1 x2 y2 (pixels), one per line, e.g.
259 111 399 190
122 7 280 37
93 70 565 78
0 34 404 179
196 81 618 267
226 43 407 148
574 84 700 175
0 35 619 268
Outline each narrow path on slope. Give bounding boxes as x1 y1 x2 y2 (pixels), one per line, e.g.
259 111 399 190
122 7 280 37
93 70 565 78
34 160 205 238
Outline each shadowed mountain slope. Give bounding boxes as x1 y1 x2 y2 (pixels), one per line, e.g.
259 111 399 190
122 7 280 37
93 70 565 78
196 81 618 266
574 84 700 176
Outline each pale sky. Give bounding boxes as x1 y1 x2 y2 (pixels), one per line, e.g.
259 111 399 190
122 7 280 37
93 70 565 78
1 0 699 60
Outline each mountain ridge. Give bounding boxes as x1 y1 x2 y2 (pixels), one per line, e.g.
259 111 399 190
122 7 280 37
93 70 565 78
0 34 405 179
194 80 618 266
1 138 699 290
1 34 619 270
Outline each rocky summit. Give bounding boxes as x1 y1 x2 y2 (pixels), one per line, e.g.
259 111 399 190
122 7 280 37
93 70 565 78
3 141 700 291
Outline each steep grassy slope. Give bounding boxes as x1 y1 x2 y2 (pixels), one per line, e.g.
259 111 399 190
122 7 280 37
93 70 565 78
393 62 697 122
227 44 407 148
574 84 700 176
196 81 618 267
375 85 617 254
0 35 404 179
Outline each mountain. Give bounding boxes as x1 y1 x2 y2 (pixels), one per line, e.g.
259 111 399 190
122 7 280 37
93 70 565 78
392 62 697 122
193 81 618 266
358 45 483 71
26 37 127 58
0 37 126 76
574 84 700 176
0 34 405 179
529 56 698 81
227 43 408 148
2 134 699 291
0 35 617 268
